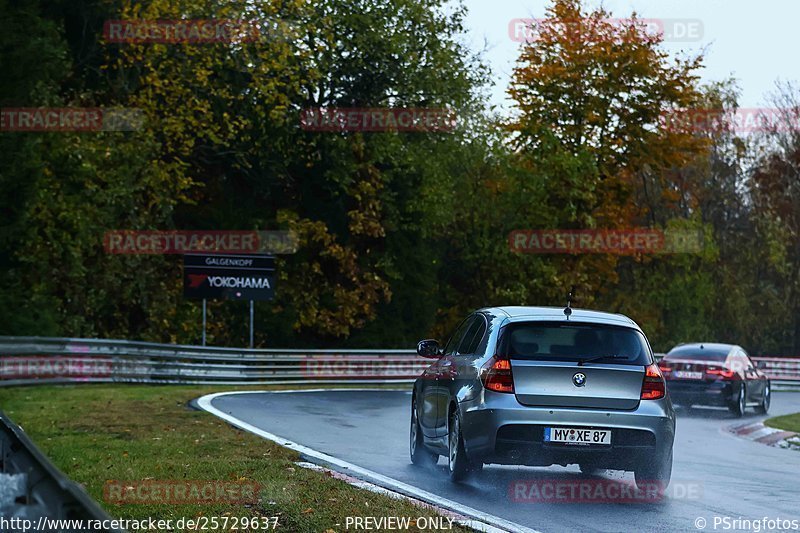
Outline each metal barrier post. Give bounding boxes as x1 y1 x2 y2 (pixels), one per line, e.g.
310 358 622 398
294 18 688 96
249 300 254 349
202 298 207 347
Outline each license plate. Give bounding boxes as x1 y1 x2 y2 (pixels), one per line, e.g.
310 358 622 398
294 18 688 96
544 427 611 445
673 371 703 380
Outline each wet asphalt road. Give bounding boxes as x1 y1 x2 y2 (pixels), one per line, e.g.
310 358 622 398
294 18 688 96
210 390 800 532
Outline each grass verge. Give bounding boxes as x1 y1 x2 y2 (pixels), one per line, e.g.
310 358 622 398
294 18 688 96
764 412 800 434
0 384 471 532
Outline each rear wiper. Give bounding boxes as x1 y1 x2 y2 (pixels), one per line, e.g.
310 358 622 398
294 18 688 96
577 355 629 366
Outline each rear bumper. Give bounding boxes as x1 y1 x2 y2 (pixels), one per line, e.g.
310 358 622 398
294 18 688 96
665 379 739 407
459 390 675 469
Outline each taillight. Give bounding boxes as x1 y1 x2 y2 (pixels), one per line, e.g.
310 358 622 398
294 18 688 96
706 368 736 380
641 364 666 400
481 357 514 394
658 363 672 373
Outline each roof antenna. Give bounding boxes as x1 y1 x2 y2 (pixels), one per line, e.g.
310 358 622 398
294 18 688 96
564 286 575 320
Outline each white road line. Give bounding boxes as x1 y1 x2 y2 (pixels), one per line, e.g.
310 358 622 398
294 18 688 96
295 461 510 533
196 389 541 533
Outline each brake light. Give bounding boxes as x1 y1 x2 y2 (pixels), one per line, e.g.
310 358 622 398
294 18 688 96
706 368 736 379
481 357 514 394
641 364 666 400
658 363 672 373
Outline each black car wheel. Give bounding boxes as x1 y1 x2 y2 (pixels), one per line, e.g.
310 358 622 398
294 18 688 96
410 396 437 467
756 382 771 414
448 410 473 482
730 383 746 417
634 447 673 491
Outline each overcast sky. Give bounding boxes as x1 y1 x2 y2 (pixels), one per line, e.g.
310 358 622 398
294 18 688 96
461 0 798 111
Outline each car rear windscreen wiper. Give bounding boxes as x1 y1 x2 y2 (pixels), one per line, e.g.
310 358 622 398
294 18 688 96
577 354 630 366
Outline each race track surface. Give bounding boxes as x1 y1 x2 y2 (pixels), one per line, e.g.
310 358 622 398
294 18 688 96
209 390 800 532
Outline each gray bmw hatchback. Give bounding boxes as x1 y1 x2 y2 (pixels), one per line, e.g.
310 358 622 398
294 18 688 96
410 306 675 489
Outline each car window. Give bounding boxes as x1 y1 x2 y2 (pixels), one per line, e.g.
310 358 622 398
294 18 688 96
458 315 487 355
443 316 475 356
665 351 728 362
730 352 753 372
499 322 652 366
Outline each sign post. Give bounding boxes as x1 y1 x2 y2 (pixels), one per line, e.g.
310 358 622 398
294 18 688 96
249 300 254 349
183 254 276 347
202 299 207 346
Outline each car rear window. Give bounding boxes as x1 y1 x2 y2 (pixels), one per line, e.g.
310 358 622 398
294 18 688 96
498 322 652 365
664 352 728 362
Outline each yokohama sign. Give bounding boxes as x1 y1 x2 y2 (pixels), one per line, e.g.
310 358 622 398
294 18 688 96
183 254 275 301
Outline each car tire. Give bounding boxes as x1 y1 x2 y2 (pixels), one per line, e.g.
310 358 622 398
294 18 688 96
448 410 472 482
730 384 746 417
410 397 437 467
755 382 771 414
634 447 673 492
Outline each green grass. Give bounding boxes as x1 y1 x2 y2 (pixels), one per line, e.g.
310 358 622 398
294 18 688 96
0 384 470 532
764 412 800 434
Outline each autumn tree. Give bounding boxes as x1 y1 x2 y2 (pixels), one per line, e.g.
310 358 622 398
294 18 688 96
0 0 490 346
504 0 709 331
749 84 800 353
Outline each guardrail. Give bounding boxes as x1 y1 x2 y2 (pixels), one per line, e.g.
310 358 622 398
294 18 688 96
0 412 122 531
0 337 797 388
654 354 800 389
0 336 427 386
749 357 800 384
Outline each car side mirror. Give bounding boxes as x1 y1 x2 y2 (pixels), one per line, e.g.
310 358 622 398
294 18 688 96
417 339 441 359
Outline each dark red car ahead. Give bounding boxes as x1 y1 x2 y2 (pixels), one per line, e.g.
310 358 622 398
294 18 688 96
660 343 770 417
